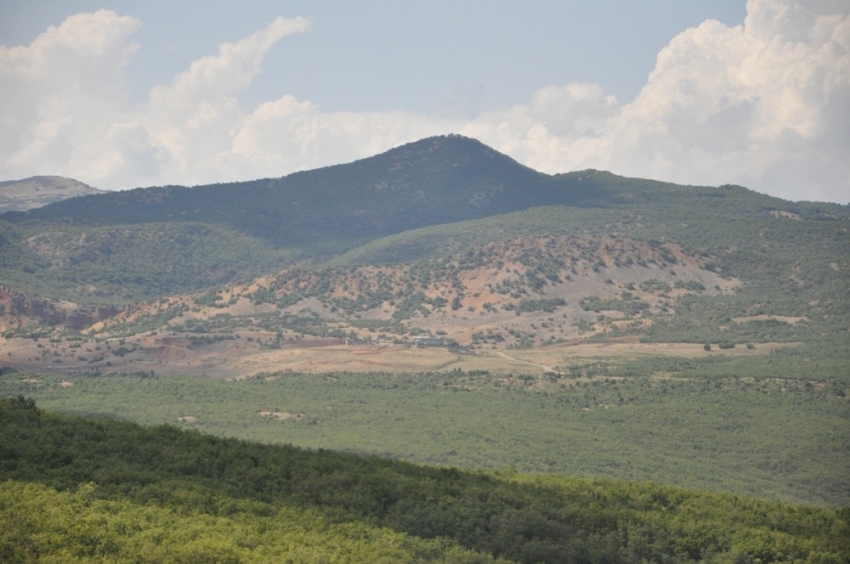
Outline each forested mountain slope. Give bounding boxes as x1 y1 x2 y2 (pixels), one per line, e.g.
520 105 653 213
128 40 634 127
0 137 848 521
4 136 602 251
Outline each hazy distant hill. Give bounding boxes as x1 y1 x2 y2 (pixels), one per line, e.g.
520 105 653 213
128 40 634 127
0 176 102 213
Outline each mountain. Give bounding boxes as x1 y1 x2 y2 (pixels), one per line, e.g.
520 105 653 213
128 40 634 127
0 175 103 213
2 135 845 305
4 136 609 253
10 136 838 252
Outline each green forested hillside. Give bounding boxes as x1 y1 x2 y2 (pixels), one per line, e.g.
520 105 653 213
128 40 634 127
0 221 293 302
1 481 501 564
1 135 846 306
4 136 598 249
2 397 848 564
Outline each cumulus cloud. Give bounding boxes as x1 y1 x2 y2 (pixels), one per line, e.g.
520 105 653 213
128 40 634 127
144 16 311 183
0 11 142 182
230 97 455 178
1 1 848 202
0 11 313 188
464 0 850 202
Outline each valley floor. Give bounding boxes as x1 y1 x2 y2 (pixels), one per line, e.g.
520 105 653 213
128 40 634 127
1 334 790 379
3 341 847 508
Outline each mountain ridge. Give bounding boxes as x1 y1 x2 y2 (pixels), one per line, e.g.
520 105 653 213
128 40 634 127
2 136 610 251
0 134 846 312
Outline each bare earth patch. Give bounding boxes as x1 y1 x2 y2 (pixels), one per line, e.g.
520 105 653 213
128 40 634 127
732 314 806 325
770 210 801 220
0 333 797 379
258 411 304 421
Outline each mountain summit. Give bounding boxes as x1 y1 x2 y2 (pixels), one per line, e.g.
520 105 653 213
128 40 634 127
7 136 606 249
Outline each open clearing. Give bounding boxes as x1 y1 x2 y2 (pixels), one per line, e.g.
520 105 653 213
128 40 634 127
1 333 791 379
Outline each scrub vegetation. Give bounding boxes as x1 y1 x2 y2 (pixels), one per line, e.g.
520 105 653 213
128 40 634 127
2 397 848 564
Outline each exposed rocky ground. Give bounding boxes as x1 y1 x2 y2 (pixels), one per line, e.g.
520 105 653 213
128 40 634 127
0 234 746 379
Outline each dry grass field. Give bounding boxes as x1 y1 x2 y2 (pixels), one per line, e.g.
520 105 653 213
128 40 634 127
1 331 789 380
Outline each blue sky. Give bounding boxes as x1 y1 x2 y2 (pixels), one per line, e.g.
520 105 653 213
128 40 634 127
1 1 848 202
1 1 748 112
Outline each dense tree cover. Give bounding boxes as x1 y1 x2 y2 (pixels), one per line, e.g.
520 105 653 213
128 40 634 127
0 221 294 303
5 137 605 245
1 397 848 564
5 366 848 506
1 481 499 563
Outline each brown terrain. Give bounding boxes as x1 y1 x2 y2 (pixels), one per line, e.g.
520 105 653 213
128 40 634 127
0 233 770 379
0 332 788 381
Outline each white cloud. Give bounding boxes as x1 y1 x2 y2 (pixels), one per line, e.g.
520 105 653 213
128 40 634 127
145 16 311 182
0 2 848 202
0 11 141 181
0 11 313 188
229 97 456 180
464 0 850 202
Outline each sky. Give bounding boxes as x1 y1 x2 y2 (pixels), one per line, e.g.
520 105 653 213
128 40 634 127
1 1 848 203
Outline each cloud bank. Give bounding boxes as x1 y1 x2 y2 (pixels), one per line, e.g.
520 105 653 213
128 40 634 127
1 1 848 202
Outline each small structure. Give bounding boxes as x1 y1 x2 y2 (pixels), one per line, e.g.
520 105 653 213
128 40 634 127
413 335 445 347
